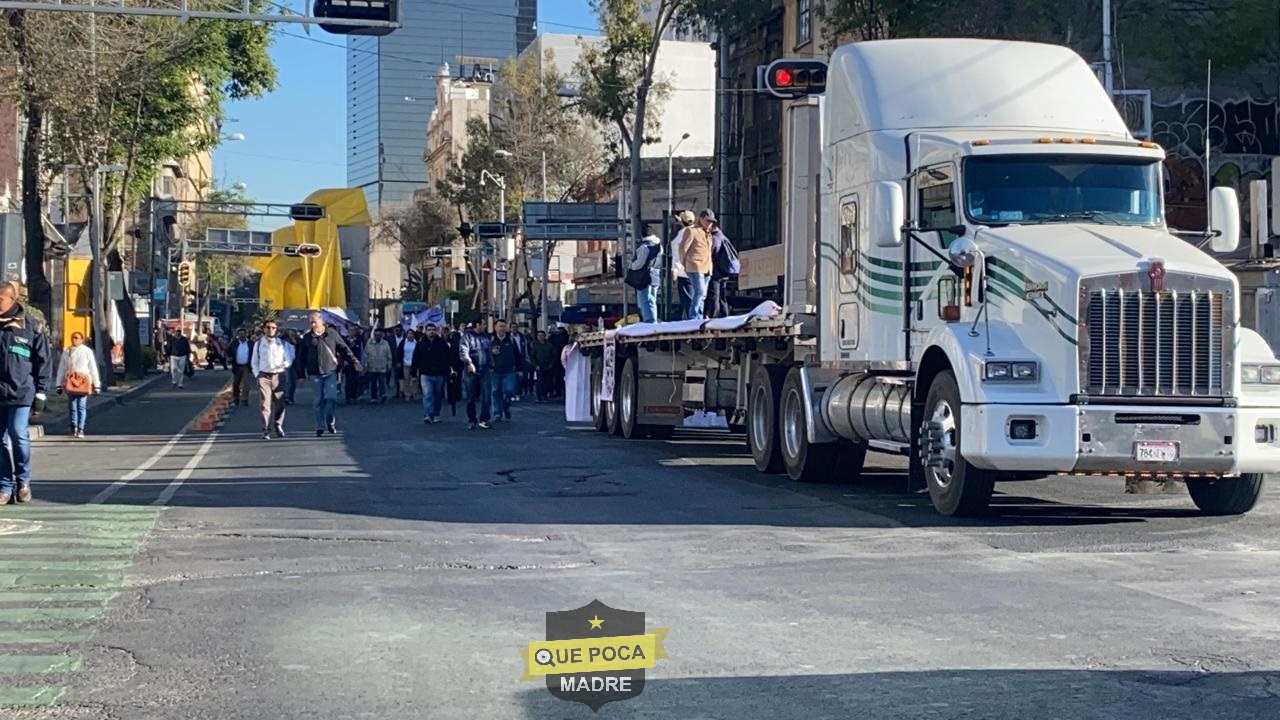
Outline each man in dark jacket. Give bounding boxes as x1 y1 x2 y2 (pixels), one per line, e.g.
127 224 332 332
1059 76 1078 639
458 321 493 429
530 331 558 402
0 282 51 505
227 328 254 406
389 325 405 398
411 324 454 423
294 312 361 436
166 330 192 388
489 319 525 423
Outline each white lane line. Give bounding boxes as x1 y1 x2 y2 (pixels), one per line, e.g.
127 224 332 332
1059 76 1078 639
91 432 187 504
153 431 220 506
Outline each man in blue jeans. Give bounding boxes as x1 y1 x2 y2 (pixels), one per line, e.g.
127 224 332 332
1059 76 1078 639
488 319 524 423
0 282 51 505
293 312 361 437
411 323 454 423
458 322 493 429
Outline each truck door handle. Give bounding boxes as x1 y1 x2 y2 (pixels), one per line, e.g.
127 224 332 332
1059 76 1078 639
915 300 924 321
840 318 847 336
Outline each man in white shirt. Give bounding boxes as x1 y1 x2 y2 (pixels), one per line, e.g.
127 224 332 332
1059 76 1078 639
669 219 693 320
250 319 292 439
399 330 420 400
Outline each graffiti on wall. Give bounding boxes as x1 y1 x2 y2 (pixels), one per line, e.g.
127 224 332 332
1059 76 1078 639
1151 96 1278 232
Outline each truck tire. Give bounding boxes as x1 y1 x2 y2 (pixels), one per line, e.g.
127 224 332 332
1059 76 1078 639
619 357 645 440
590 359 609 433
1187 474 1265 515
748 363 787 474
780 367 842 482
605 362 623 437
920 370 995 516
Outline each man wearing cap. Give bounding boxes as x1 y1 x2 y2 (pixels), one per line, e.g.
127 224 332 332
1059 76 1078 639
699 209 732 319
677 210 711 320
669 215 694 320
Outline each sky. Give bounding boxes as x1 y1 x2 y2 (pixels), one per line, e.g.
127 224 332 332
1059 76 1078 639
212 0 599 226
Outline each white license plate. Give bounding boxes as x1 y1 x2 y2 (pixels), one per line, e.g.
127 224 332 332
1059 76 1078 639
1134 441 1179 463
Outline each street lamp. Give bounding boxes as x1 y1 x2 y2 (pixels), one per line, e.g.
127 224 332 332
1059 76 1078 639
222 132 245 142
539 133 559 332
479 166 507 325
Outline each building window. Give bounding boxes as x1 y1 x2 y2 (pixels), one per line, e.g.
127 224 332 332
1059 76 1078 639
839 199 858 283
160 175 175 197
796 0 811 48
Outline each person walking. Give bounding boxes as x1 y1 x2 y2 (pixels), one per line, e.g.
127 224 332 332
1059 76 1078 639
446 327 463 417
531 331 558 402
398 329 420 401
630 223 663 323
412 324 453 423
678 210 712 320
388 326 405 398
251 319 291 439
343 327 366 404
489 319 524 423
166 330 192 388
364 329 392 402
57 331 100 438
0 282 51 505
294 312 361 437
228 328 254 406
458 321 493 430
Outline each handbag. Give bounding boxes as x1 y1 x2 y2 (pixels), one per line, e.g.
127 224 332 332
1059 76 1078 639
65 371 92 395
624 244 657 290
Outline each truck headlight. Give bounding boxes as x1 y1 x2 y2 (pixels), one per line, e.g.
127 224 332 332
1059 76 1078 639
984 361 1038 382
1242 364 1280 384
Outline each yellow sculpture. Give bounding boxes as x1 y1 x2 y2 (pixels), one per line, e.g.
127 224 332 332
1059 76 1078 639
257 188 372 310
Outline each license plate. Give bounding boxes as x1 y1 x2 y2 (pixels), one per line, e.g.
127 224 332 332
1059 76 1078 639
1134 441 1179 463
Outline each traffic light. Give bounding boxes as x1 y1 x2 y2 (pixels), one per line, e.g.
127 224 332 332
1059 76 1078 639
313 0 398 36
457 222 473 240
295 244 322 258
177 261 193 287
760 59 828 99
612 253 623 279
289 203 325 221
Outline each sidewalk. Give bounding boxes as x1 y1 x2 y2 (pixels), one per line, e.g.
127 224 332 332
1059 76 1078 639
32 369 184 438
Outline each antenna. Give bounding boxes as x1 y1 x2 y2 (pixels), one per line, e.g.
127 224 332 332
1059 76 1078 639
1204 59 1212 235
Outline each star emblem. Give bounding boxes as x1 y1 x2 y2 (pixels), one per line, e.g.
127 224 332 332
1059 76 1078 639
589 615 604 630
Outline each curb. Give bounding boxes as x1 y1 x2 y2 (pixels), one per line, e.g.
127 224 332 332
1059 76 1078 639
31 372 172 439
187 383 235 433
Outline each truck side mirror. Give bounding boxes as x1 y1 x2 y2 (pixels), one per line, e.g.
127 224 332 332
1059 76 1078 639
1209 186 1241 253
872 181 904 247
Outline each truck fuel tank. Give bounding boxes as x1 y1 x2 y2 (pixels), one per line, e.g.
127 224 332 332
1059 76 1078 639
822 374 913 445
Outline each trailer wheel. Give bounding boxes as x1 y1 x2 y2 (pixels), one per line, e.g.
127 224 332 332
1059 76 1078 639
920 370 995 516
619 357 645 440
605 363 623 437
779 367 843 482
748 363 787 473
1187 474 1265 515
590 358 609 432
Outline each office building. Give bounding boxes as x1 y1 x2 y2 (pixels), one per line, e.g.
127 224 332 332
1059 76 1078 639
347 0 536 217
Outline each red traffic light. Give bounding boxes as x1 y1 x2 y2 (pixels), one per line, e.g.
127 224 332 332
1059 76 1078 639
761 59 828 99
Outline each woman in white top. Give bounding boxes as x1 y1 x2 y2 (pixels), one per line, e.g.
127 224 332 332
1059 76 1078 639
58 332 102 438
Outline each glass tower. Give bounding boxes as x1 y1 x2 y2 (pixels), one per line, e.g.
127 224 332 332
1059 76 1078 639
347 0 537 215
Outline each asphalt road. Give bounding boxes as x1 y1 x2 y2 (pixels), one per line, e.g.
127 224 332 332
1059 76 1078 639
3 369 1280 718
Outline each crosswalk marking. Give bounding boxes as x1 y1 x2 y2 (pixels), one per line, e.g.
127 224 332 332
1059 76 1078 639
0 506 159 709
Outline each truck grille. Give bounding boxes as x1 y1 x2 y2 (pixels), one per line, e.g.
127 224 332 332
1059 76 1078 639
1083 289 1226 396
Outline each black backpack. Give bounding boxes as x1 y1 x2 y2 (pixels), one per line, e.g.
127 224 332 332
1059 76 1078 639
625 244 659 290
712 233 740 279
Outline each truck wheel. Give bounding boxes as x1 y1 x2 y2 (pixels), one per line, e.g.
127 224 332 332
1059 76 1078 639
1187 474 1265 515
780 367 843 482
605 363 623 437
590 359 608 433
619 357 645 440
748 363 787 473
920 370 995 516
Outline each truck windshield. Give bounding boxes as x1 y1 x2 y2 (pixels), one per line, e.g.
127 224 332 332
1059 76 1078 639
964 155 1162 226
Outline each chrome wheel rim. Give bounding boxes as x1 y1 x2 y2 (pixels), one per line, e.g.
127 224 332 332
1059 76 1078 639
928 399 958 488
782 388 804 461
621 367 635 426
750 383 770 452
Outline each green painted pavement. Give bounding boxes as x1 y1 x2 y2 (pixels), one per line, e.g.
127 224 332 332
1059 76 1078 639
0 560 133 571
0 685 65 706
0 591 117 603
0 573 123 589
0 607 105 623
0 630 93 645
0 538 140 549
0 547 135 557
0 654 80 673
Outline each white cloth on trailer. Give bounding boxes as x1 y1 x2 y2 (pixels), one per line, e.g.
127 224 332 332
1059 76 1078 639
612 301 783 338
563 344 593 422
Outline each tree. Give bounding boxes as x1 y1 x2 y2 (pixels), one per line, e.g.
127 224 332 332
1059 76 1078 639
372 197 460 300
1 6 275 356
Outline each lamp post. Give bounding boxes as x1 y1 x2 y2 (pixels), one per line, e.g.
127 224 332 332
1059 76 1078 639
539 133 558 332
666 133 690 321
480 165 507 325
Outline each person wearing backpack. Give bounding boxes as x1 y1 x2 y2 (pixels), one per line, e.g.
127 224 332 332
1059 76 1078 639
626 223 664 323
58 331 101 438
700 209 738 319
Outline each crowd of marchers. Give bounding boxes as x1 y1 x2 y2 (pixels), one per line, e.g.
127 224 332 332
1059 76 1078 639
156 313 574 439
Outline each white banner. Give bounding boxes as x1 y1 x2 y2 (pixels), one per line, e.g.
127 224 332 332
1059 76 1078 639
600 331 616 402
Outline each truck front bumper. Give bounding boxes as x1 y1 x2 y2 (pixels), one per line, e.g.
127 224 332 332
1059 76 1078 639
961 403 1280 476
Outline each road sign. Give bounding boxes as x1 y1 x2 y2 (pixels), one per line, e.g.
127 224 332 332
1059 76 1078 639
197 228 274 256
289 203 325 221
428 246 452 258
496 269 508 282
475 222 506 239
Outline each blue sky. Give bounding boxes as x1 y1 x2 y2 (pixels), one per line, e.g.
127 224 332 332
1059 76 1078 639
212 1 599 224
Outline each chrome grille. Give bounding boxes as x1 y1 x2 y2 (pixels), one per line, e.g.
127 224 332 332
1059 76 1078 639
1083 289 1225 396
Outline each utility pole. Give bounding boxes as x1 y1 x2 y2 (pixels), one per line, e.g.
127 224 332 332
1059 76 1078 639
89 169 106 375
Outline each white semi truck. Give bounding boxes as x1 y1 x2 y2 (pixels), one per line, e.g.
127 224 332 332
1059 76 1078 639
578 38 1280 517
